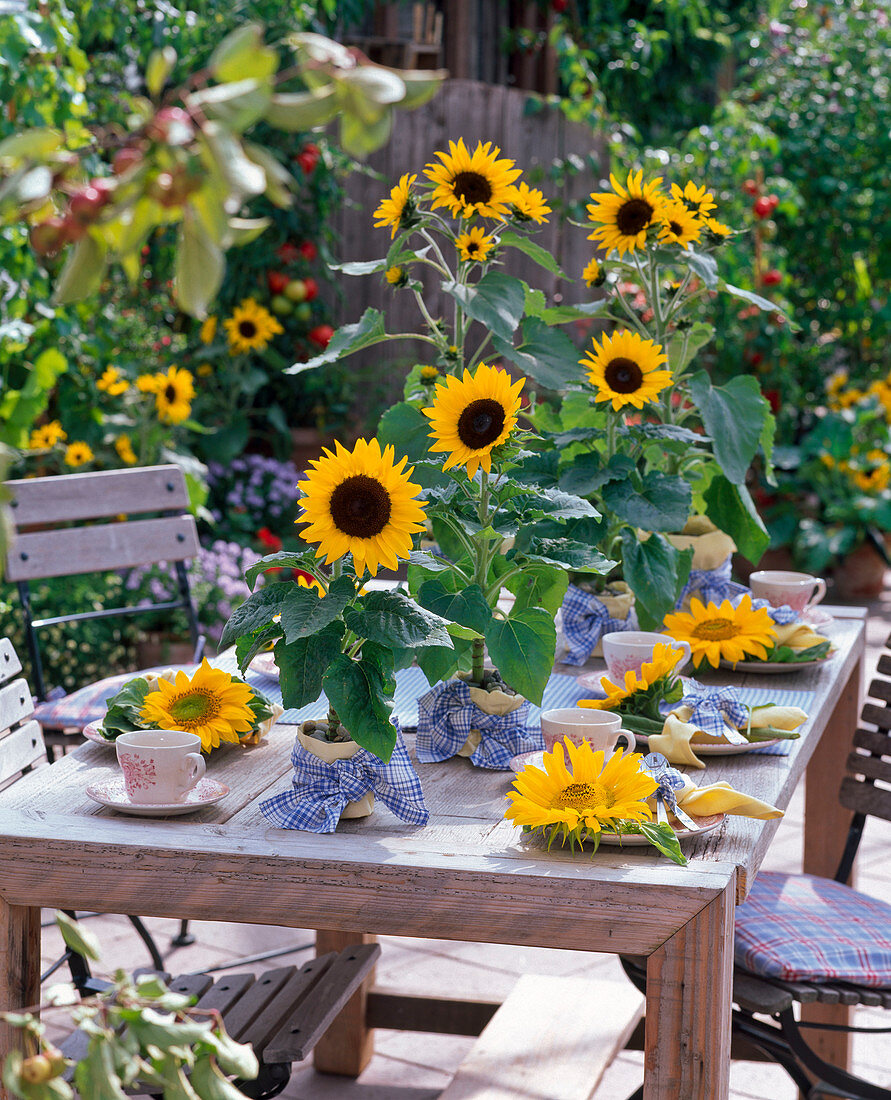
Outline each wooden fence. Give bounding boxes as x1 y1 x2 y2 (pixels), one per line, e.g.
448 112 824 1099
329 79 607 408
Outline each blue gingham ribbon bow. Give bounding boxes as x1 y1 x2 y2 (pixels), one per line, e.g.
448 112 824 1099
641 752 700 830
747 596 800 625
675 556 749 609
560 583 637 666
679 681 749 745
260 721 429 832
415 679 540 771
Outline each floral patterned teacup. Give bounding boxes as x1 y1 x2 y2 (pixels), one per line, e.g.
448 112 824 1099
749 570 827 614
116 730 206 804
540 709 635 756
601 631 692 683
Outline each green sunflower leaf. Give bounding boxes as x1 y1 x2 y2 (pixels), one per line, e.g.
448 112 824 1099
602 471 692 532
637 821 688 866
687 372 770 485
492 316 583 391
343 589 453 649
276 621 345 709
279 574 357 642
415 634 473 684
219 585 293 649
703 475 770 565
285 307 389 374
416 579 493 634
234 622 283 675
484 608 556 705
620 530 693 630
323 648 397 761
244 550 322 591
442 271 525 344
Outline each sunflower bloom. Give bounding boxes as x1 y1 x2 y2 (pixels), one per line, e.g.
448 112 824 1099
425 138 521 220
704 217 731 237
582 257 604 287
657 200 702 248
223 298 284 354
385 265 408 287
298 437 427 577
97 366 129 395
670 181 717 220
423 362 524 478
586 170 664 257
578 642 685 710
29 420 66 449
154 366 195 425
64 441 93 467
136 373 160 393
505 742 656 844
455 226 496 263
140 659 256 752
581 330 672 412
663 596 777 669
295 571 326 597
373 173 418 238
507 181 551 224
200 315 217 344
115 434 138 465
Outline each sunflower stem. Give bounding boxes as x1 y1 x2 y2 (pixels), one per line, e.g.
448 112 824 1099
470 635 486 686
326 706 342 739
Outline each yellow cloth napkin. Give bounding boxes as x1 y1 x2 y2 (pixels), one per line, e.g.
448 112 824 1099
673 774 783 819
648 703 808 769
770 621 829 653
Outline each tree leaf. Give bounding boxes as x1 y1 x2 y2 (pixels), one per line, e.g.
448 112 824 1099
492 316 582 390
344 589 452 649
416 579 492 634
146 46 177 99
277 621 345 710
279 574 356 642
286 308 389 374
688 371 769 485
209 23 278 83
56 911 100 962
52 234 107 305
620 530 693 630
484 608 556 705
602 471 692 532
703 475 770 565
175 213 224 319
442 271 525 343
323 650 396 761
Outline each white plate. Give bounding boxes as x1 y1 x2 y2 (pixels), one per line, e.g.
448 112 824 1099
800 606 834 629
83 722 116 749
598 813 725 845
249 651 279 679
718 656 831 674
85 776 229 816
632 732 782 755
575 671 694 694
510 750 546 773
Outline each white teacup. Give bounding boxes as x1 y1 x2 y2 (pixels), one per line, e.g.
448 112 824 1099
601 631 692 682
749 570 827 614
540 709 635 757
116 729 206 805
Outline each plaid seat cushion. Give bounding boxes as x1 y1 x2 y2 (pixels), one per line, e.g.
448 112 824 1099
736 871 891 987
32 666 174 730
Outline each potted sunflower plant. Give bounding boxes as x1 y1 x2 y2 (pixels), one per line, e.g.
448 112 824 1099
219 436 453 830
524 170 782 661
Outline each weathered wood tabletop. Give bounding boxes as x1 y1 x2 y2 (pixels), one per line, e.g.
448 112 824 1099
0 614 865 1100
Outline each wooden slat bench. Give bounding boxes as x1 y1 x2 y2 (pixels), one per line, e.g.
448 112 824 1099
438 975 645 1100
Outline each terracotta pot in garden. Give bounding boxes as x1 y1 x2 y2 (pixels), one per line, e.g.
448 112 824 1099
831 541 888 601
135 634 196 668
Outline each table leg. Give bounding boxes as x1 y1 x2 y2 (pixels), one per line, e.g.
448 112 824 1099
312 930 377 1077
0 899 40 1100
801 654 862 1072
644 879 734 1100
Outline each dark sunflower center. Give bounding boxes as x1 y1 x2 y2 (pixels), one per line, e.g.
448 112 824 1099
604 357 644 394
239 320 257 338
457 398 505 449
329 475 392 538
165 384 177 402
669 220 683 236
452 170 493 207
467 241 480 254
616 197 654 236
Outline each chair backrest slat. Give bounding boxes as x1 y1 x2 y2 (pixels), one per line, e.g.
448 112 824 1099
6 516 200 582
5 466 191 526
0 719 44 788
0 638 22 682
0 677 32 730
841 631 891 825
839 775 891 821
0 639 44 788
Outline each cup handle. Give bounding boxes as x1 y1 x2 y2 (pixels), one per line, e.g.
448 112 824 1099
184 752 206 788
674 640 692 671
615 729 637 755
808 578 827 609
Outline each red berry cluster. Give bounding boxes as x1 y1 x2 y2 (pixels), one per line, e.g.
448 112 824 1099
296 141 320 176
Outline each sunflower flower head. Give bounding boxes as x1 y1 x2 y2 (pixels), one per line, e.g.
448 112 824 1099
670 181 717 220
29 420 67 449
425 138 522 220
455 225 497 263
64 441 93 467
97 366 129 396
581 329 672 412
663 595 777 669
423 362 524 478
223 298 284 354
505 741 656 848
578 642 685 714
140 658 256 752
704 216 732 239
136 373 160 394
657 200 702 248
154 365 195 425
115 434 138 465
586 170 664 256
385 265 409 288
582 257 605 287
506 181 551 224
200 315 217 344
373 173 419 238
297 437 427 577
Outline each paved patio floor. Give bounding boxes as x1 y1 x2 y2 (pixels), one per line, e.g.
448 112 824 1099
38 589 891 1099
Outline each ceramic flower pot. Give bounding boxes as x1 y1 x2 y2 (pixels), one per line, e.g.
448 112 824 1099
295 728 375 819
832 540 888 601
665 516 736 572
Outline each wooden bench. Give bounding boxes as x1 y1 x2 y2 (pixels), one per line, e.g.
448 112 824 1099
439 975 645 1100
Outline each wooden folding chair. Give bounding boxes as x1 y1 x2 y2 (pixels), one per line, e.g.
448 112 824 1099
0 636 379 1100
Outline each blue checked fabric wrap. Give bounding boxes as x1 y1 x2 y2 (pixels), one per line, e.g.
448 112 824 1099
415 679 540 771
680 681 749 743
260 721 429 832
560 583 638 666
675 556 749 609
750 597 800 625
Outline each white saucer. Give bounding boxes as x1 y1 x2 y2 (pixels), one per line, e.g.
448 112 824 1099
509 750 546 773
83 721 116 749
718 655 831 674
86 776 229 816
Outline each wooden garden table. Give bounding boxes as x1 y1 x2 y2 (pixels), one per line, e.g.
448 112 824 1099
0 613 865 1099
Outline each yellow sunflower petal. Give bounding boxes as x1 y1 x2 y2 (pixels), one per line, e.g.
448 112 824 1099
663 595 777 669
580 329 672 412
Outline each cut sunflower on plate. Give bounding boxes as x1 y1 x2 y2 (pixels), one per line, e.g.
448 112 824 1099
663 595 777 669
